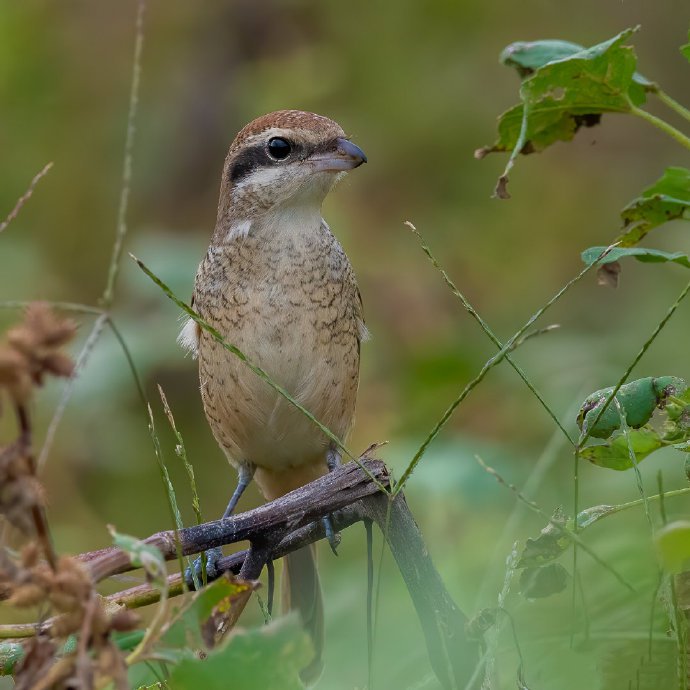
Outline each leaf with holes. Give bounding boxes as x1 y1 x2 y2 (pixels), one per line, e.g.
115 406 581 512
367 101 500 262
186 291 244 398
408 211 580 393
618 167 690 246
477 28 643 160
500 37 655 94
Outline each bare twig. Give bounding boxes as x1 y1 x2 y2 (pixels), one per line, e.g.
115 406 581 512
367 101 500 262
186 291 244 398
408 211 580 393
0 163 53 235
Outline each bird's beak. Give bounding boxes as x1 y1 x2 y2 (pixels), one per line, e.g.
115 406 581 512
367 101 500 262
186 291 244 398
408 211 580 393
309 137 367 173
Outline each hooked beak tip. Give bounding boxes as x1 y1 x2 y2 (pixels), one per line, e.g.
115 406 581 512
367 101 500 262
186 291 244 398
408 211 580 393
309 137 367 173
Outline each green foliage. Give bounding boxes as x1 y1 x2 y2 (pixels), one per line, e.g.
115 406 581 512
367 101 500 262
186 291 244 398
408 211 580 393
518 563 569 598
577 376 686 439
477 28 648 196
654 520 690 573
579 429 663 470
167 617 312 690
682 29 690 63
618 166 690 246
582 245 690 270
108 527 167 584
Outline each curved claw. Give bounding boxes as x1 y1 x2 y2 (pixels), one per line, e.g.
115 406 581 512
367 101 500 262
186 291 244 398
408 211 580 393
321 515 341 556
185 546 223 590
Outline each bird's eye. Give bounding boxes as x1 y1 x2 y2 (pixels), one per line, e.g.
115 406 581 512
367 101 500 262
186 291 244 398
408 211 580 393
267 137 292 160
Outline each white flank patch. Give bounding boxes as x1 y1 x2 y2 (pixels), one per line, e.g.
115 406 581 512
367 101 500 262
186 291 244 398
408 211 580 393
177 318 200 357
358 319 371 342
227 219 252 241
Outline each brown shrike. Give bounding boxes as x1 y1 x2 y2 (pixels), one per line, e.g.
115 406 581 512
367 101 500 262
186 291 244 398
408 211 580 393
179 110 367 683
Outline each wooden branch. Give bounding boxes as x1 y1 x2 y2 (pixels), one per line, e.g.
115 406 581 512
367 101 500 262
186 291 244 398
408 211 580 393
362 492 480 690
84 458 389 583
1 457 481 689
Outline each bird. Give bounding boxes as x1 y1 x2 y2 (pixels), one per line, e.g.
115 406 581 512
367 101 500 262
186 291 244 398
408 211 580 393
179 109 367 683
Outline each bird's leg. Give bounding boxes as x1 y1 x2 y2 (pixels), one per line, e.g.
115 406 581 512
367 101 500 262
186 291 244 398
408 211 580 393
186 462 256 589
322 445 342 555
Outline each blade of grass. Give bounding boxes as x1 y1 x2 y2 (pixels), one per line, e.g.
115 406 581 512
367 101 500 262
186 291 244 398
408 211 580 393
130 253 389 494
406 221 573 446
158 384 205 587
0 301 104 315
146 403 186 584
395 245 615 495
101 0 146 308
0 162 53 234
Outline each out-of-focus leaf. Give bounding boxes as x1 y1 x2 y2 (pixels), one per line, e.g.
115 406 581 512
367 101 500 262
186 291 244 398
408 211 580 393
654 520 690 573
579 429 663 470
478 28 642 159
681 30 690 63
517 508 569 567
575 503 617 530
0 641 24 675
618 167 690 246
582 246 690 270
519 563 570 599
108 527 167 584
577 376 687 440
168 616 312 690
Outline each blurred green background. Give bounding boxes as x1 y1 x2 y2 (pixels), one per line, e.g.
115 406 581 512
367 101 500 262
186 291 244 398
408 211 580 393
2 1 690 688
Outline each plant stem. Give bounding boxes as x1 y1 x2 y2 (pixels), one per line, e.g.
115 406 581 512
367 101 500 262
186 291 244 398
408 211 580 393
630 105 690 152
101 0 145 308
656 89 690 125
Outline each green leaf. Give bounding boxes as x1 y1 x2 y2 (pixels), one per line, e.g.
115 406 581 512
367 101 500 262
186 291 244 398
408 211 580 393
500 39 585 76
108 526 167 584
500 37 655 94
581 245 690 269
618 167 690 246
478 28 643 160
518 563 570 599
577 376 687 439
164 574 255 650
654 520 690 573
168 616 313 690
681 30 690 63
579 428 663 470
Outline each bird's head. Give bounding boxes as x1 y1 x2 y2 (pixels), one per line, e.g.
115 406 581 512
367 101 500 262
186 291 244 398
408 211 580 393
216 110 366 234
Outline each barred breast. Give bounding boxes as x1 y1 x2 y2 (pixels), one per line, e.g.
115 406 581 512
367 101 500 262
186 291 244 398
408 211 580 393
193 218 362 499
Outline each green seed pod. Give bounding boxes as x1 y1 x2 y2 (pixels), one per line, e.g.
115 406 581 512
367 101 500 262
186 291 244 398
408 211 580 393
577 376 687 440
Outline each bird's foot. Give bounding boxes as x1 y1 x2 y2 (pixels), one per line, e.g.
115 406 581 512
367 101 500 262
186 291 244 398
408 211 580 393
321 514 341 556
185 546 223 590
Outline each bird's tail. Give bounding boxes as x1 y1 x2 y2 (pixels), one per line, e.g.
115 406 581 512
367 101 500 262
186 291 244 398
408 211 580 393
283 544 324 685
